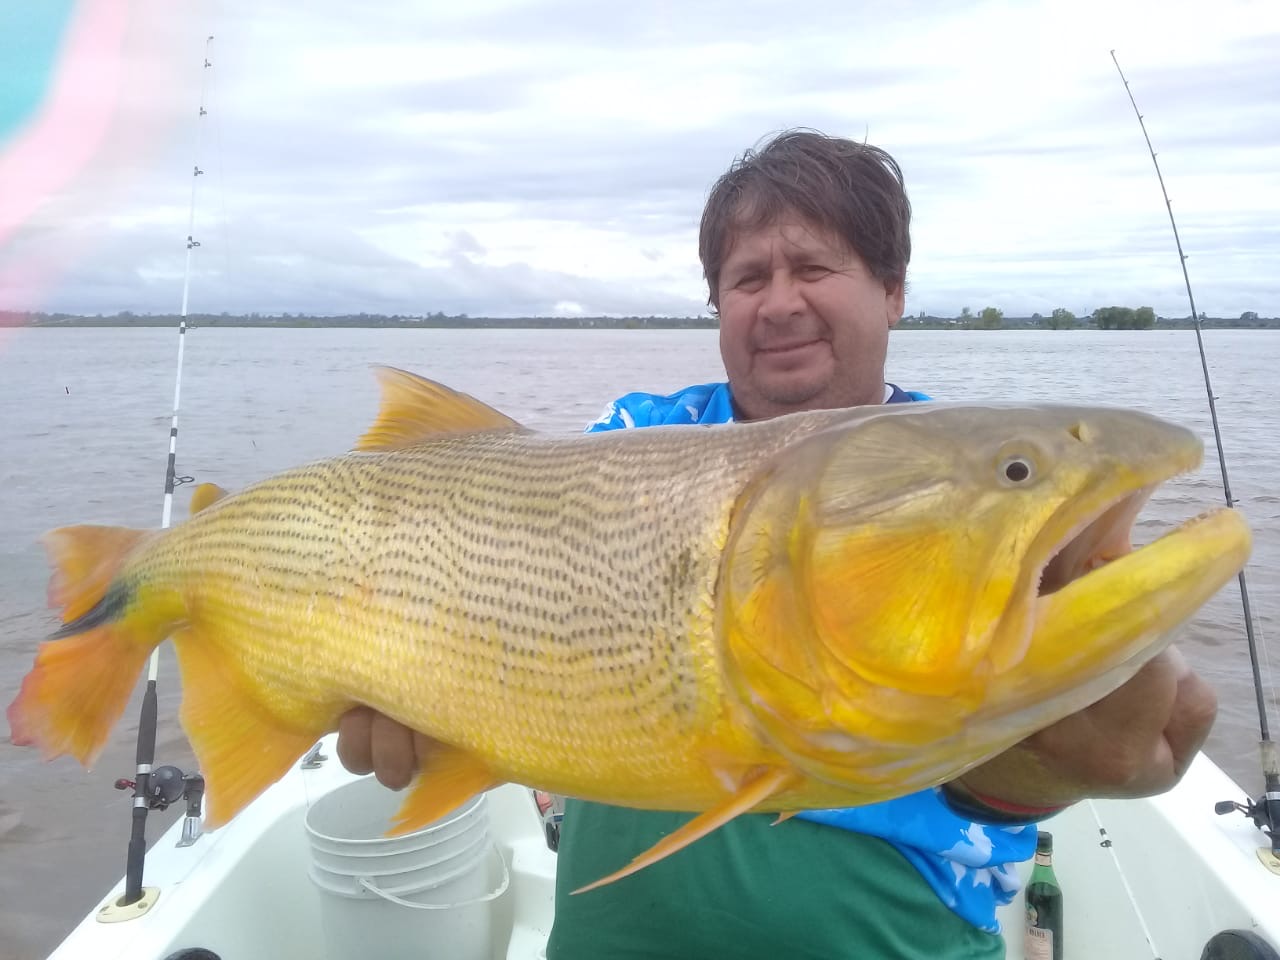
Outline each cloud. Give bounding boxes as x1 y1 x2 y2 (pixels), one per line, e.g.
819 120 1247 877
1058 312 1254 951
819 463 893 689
2 0 1277 318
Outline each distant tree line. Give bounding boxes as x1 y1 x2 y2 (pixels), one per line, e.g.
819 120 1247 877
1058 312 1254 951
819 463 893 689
898 305 1272 330
982 305 1153 330
1092 306 1156 329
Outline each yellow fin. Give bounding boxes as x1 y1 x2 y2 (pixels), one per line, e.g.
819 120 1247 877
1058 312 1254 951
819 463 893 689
388 742 502 835
7 622 153 768
44 525 149 621
189 483 230 515
8 524 162 767
572 766 801 894
354 366 525 451
172 625 326 829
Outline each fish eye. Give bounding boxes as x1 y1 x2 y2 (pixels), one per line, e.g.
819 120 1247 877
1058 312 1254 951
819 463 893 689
1000 456 1035 485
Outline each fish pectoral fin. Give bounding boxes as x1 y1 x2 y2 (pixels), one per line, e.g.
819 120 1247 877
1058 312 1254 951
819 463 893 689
172 627 326 830
354 366 527 451
189 483 231 515
572 766 801 895
388 741 503 835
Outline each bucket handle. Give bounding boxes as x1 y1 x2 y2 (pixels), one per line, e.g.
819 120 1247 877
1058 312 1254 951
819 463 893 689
356 844 511 910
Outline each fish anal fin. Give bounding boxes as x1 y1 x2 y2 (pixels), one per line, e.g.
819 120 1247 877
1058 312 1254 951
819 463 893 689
388 742 502 835
172 626 326 830
572 766 801 895
355 366 526 452
189 483 231 515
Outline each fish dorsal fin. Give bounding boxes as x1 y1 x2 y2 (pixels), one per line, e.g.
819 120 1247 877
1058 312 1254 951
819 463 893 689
189 483 230 516
354 366 525 452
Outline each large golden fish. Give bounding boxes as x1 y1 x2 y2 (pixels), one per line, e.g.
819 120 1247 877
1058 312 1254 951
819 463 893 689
6 368 1251 889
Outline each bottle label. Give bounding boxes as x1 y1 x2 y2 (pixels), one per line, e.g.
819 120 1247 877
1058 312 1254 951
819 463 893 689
1024 924 1053 960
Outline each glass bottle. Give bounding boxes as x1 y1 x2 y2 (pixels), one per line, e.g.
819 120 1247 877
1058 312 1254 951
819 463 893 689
1024 830 1063 960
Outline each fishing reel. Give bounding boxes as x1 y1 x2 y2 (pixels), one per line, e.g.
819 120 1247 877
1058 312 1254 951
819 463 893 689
1215 794 1276 835
115 764 205 817
1215 771 1280 857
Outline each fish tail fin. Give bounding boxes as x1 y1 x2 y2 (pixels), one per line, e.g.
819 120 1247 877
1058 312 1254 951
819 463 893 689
8 525 168 768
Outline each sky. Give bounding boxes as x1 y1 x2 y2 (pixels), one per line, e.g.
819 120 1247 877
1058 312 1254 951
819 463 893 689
0 0 1277 320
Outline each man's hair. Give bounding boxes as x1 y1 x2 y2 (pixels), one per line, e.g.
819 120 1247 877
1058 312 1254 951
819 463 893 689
698 128 912 310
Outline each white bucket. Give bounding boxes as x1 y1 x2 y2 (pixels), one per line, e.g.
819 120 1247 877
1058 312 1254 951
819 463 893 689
305 776 510 960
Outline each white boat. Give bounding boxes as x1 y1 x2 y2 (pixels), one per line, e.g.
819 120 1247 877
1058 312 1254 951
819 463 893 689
45 732 1280 960
36 28 1279 960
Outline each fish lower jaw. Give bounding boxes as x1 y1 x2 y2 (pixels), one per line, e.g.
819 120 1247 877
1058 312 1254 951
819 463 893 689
1011 505 1251 701
931 508 1251 778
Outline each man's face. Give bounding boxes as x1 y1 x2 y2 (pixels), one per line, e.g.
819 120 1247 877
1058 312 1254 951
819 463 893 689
716 215 904 422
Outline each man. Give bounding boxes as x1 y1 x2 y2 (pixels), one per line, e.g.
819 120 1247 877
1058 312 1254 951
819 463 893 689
337 129 1216 957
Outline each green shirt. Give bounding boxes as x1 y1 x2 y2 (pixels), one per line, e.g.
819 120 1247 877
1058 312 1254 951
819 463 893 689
546 799 1005 960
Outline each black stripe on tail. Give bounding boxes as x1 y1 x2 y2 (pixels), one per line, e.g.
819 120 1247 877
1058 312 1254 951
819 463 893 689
49 580 135 639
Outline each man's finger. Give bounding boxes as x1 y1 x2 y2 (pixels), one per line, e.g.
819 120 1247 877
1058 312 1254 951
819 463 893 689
1163 654 1218 780
335 706 376 775
370 712 419 790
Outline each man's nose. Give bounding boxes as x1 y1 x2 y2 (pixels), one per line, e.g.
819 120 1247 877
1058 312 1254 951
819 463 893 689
758 270 805 322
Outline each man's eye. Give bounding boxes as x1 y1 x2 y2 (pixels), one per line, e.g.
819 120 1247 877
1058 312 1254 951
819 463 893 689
799 264 830 279
734 274 765 291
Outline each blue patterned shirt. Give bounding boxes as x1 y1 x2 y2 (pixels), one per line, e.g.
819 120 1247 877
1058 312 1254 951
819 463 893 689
584 379 1035 934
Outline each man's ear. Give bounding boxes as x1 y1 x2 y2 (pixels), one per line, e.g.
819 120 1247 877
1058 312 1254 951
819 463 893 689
886 280 905 327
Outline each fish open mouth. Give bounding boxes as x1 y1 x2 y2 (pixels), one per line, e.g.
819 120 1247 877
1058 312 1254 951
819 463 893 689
971 481 1249 740
1036 486 1156 598
1003 481 1250 714
997 416 1249 694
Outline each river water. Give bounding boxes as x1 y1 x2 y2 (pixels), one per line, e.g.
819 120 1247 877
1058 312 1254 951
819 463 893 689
1 326 1276 959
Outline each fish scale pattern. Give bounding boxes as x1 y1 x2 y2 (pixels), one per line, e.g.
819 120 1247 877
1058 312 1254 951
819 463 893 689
130 412 847 804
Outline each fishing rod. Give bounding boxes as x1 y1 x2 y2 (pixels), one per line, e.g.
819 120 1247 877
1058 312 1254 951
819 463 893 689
116 35 216 909
1110 50 1279 857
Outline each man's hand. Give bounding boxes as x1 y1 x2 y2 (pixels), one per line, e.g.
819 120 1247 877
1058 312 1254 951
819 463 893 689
956 647 1217 809
335 706 433 790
